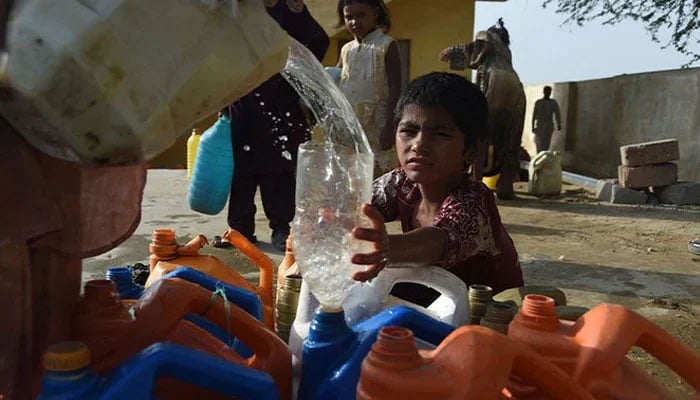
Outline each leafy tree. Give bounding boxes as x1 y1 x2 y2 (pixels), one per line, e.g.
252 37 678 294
542 0 700 66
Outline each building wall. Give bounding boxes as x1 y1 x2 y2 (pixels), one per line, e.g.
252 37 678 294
522 67 700 182
317 0 475 79
151 0 480 168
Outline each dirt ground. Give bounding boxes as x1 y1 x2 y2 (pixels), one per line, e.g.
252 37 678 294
83 171 699 398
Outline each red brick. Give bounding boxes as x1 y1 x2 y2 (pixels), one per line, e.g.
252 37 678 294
619 139 679 167
618 163 678 189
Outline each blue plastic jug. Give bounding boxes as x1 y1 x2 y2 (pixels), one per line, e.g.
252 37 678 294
188 113 235 215
105 267 144 299
297 306 455 400
37 341 279 400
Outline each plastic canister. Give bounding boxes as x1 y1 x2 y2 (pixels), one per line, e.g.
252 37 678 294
528 151 562 196
188 113 234 215
186 129 201 180
37 341 280 400
2 0 288 165
290 265 469 362
145 228 275 328
73 277 292 400
356 326 595 400
297 305 455 400
507 294 700 399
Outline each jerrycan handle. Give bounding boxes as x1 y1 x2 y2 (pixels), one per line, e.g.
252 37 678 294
162 267 263 322
100 342 279 400
581 303 700 392
434 326 594 399
344 266 469 326
222 229 274 307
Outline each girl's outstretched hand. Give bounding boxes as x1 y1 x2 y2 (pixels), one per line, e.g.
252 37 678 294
351 203 390 282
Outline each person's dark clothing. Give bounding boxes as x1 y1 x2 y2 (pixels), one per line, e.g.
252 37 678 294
227 3 329 241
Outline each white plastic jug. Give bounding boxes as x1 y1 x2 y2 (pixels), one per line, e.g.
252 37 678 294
1 0 288 165
528 151 563 196
288 265 469 379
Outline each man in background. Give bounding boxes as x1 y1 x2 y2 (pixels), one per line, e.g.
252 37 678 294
532 86 562 153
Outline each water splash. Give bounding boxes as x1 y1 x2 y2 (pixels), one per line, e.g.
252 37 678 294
282 39 374 308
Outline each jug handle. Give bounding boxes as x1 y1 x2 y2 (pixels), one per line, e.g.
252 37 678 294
135 277 292 397
175 234 209 256
222 229 274 307
577 304 700 392
435 326 595 399
102 342 279 399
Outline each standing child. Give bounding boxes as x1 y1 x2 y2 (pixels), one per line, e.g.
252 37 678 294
350 72 524 305
337 0 402 176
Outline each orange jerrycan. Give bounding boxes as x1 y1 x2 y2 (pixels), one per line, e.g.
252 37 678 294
145 228 275 328
73 277 292 400
357 326 594 400
507 294 700 400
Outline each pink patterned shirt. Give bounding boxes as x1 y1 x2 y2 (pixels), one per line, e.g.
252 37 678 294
372 168 523 294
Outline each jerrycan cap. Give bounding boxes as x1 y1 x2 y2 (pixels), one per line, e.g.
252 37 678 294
43 341 91 372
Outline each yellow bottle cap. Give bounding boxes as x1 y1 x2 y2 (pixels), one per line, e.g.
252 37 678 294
43 341 91 372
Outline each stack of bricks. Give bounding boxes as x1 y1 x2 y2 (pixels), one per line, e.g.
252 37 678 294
619 139 679 190
596 138 699 205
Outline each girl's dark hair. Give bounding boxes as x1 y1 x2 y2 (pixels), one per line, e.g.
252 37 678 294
336 0 391 32
395 72 488 149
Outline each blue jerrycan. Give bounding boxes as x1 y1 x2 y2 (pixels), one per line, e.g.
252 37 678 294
297 306 455 400
188 112 234 215
37 341 279 400
106 266 261 358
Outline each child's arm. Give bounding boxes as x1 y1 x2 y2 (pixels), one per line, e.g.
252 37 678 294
380 41 402 150
351 204 447 282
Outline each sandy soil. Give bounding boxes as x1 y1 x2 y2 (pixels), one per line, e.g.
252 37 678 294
83 171 699 397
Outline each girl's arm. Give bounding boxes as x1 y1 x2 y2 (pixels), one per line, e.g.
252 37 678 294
351 204 447 281
380 41 402 150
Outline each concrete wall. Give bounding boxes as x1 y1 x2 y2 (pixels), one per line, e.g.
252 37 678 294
522 68 700 182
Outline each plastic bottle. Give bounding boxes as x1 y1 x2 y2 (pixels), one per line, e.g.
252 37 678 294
356 326 595 400
297 305 455 400
275 275 302 343
186 128 201 180
507 294 700 399
146 228 275 328
468 284 493 324
277 234 297 296
72 277 292 400
37 341 281 400
2 0 288 165
188 113 234 215
479 301 515 335
105 267 143 299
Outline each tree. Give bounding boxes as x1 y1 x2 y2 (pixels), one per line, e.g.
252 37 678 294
542 0 700 66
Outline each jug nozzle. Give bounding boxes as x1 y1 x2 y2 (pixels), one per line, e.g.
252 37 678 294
369 327 423 369
514 294 560 331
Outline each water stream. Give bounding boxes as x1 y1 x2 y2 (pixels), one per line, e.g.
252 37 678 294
282 39 374 308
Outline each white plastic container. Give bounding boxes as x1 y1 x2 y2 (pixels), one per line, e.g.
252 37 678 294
528 151 563 196
288 265 469 381
1 0 288 165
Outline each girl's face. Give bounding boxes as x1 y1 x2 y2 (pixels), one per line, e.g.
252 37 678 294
396 104 474 186
343 3 378 39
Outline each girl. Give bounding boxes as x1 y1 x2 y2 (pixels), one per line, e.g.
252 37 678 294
350 72 524 304
337 0 402 176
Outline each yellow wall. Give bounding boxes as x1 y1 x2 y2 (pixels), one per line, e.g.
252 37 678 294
319 0 476 80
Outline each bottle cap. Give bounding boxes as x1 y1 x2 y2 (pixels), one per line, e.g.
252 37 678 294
43 341 91 372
